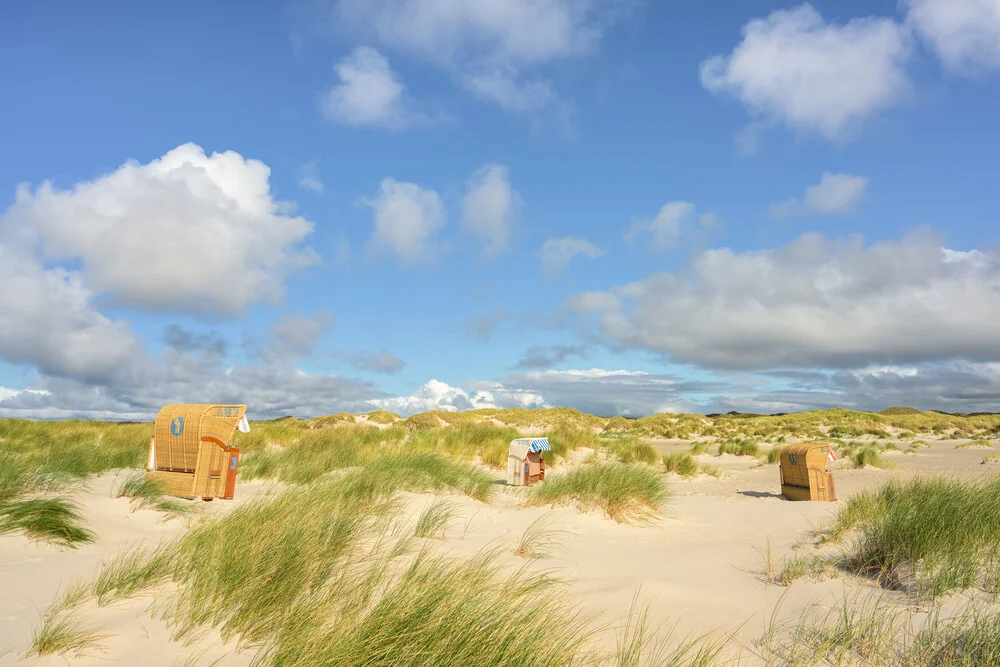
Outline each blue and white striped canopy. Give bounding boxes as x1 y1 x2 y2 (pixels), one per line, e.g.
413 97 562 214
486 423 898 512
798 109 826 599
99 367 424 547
511 437 551 452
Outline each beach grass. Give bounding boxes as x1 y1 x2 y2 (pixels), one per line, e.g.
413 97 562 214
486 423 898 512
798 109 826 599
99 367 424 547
513 512 569 560
0 496 95 547
525 463 669 523
24 610 108 659
413 499 456 539
829 477 1000 598
662 452 699 478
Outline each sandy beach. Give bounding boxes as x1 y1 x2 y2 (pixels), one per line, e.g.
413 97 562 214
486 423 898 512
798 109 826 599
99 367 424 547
4 433 998 666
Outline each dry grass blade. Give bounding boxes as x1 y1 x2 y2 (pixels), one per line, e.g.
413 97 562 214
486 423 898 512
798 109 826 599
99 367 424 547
413 499 456 539
513 512 569 559
24 610 109 659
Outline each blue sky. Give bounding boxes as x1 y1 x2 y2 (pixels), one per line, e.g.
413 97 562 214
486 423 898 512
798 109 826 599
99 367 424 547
2 0 999 419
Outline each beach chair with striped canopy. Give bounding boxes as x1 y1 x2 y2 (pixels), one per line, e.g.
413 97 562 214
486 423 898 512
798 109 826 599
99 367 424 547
507 437 551 486
145 404 249 500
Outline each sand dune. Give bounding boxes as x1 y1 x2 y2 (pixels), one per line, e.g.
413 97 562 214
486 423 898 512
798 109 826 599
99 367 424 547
3 436 998 665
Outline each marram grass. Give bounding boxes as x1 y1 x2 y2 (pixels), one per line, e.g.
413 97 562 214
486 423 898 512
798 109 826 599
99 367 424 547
831 476 1000 599
525 463 669 523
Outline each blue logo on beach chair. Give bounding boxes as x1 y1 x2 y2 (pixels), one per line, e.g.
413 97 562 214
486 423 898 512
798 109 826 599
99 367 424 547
170 416 185 436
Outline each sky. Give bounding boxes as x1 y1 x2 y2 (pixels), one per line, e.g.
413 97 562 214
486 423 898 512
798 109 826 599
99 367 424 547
1 0 999 420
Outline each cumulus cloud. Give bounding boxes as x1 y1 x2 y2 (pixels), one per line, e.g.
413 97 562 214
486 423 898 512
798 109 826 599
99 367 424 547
0 305 384 421
362 177 447 262
769 173 869 219
343 350 407 374
717 363 1000 415
2 143 317 317
905 0 1000 73
263 309 333 364
567 228 1000 370
163 325 228 358
700 4 912 140
461 164 522 255
322 46 431 129
0 244 146 385
373 378 503 415
538 237 605 274
374 369 713 418
330 0 633 122
624 202 715 252
0 363 386 421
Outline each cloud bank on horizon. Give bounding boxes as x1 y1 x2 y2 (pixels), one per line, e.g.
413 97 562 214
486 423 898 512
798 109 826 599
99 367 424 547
1 0 999 419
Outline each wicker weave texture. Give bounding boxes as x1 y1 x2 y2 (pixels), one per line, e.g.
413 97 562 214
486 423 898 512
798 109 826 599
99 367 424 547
779 443 836 501
153 404 245 472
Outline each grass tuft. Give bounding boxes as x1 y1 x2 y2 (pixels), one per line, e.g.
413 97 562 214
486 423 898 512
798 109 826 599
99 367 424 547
525 463 669 523
0 496 95 547
831 477 1000 599
513 512 568 560
25 611 108 659
413 499 456 540
700 464 723 478
662 452 698 478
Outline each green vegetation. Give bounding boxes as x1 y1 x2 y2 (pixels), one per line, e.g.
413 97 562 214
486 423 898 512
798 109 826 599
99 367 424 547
513 512 568 560
363 409 401 424
700 464 723 478
689 441 711 455
59 472 604 667
757 540 834 586
114 471 197 519
759 592 1000 666
716 438 760 457
662 452 698 478
956 437 993 449
526 463 669 523
830 477 1000 599
604 437 659 465
413 499 456 539
25 610 108 659
879 406 922 415
0 496 95 547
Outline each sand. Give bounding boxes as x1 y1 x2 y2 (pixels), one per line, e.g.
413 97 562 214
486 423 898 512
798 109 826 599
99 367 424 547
3 438 998 665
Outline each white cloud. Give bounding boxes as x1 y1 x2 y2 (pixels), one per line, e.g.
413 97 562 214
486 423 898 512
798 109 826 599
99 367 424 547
905 0 1000 73
297 160 324 194
331 0 633 121
568 228 1000 370
375 369 707 419
769 173 869 219
362 177 447 262
263 310 333 364
700 4 912 140
322 46 429 129
468 368 699 417
624 201 715 252
538 237 605 274
461 164 521 255
2 143 317 317
373 378 502 415
0 362 386 421
0 244 147 384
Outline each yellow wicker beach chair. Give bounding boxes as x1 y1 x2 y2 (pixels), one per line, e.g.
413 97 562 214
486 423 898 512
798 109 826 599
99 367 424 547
145 404 248 500
779 442 837 501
